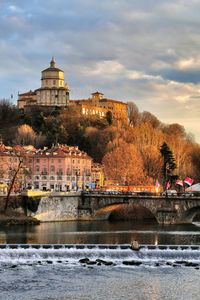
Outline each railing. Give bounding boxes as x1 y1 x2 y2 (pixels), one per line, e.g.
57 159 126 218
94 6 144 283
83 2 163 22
81 191 200 199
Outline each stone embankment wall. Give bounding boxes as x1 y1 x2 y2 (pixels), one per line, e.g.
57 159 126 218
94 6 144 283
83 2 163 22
27 192 91 222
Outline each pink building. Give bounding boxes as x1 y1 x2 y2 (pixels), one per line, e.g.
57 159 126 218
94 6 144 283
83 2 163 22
28 144 92 191
0 144 34 191
0 144 93 192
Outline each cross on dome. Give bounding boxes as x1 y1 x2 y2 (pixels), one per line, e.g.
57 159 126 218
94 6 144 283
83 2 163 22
50 57 56 68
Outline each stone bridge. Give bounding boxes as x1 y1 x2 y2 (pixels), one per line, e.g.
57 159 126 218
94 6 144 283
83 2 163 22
79 193 200 224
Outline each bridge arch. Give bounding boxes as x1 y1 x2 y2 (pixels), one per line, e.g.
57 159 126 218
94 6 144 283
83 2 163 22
93 203 158 222
179 206 200 223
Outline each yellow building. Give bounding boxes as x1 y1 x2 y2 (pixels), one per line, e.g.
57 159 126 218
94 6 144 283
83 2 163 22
91 163 105 188
70 91 128 121
18 90 37 109
17 60 128 123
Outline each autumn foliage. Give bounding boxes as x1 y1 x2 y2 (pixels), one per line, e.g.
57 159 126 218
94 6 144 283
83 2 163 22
0 99 200 185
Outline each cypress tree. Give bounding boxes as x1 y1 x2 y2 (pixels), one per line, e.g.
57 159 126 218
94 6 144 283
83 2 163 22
160 142 176 189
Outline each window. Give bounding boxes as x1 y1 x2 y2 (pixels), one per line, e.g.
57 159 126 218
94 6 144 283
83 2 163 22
35 166 40 173
57 168 63 175
50 176 55 180
41 168 47 175
66 168 71 175
34 183 39 189
50 166 55 172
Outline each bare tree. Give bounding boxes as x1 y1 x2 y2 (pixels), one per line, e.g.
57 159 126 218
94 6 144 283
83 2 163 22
103 142 145 185
127 101 140 126
4 158 23 211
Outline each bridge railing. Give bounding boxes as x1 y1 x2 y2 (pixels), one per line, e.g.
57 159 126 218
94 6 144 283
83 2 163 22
81 190 200 199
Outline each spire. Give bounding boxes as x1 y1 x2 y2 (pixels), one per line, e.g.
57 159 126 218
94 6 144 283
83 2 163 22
50 57 56 68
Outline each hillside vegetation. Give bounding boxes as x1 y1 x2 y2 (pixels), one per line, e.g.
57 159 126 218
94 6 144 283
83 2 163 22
1 99 200 185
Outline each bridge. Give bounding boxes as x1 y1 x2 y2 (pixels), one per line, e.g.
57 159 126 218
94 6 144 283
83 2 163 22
79 192 200 224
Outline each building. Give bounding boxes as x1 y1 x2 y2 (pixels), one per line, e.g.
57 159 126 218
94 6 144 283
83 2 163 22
0 144 33 192
0 144 94 192
91 163 104 188
18 90 37 109
29 144 92 191
17 58 128 122
18 57 70 109
70 91 128 121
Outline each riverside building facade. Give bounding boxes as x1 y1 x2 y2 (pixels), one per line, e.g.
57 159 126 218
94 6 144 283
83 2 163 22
0 144 94 192
29 144 92 191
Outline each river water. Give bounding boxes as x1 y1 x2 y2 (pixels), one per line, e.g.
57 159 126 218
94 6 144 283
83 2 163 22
0 220 200 299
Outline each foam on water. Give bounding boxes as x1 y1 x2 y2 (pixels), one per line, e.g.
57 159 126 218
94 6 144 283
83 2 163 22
0 244 200 267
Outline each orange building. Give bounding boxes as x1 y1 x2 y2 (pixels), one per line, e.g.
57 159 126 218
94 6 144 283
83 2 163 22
103 185 161 193
91 163 105 188
70 91 128 122
17 90 37 109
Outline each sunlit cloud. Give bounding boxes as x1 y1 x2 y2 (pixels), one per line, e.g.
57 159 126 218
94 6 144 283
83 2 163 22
0 0 200 141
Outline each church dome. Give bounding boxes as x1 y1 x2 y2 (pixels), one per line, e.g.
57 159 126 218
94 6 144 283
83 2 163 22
42 57 64 74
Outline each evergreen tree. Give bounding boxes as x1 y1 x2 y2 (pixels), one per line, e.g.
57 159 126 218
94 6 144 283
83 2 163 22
160 142 176 189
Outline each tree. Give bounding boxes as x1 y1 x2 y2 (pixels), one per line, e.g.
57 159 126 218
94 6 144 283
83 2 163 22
106 111 113 125
4 158 23 211
15 124 36 145
190 144 200 181
162 123 186 138
140 146 162 184
139 111 161 129
103 142 145 185
160 142 177 188
0 99 21 143
127 101 140 126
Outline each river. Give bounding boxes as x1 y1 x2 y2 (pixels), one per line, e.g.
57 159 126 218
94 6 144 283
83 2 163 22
0 219 200 245
0 220 200 300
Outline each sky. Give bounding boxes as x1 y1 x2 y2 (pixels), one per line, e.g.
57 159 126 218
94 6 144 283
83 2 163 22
1 0 200 141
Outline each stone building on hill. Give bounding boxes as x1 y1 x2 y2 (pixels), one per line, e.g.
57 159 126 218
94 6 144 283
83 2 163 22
18 57 70 109
17 58 128 122
70 91 128 121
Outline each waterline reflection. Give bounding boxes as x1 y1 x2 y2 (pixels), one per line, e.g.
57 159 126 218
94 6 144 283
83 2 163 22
0 220 200 245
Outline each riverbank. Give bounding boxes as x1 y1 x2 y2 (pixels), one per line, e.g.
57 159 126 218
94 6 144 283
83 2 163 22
0 210 40 226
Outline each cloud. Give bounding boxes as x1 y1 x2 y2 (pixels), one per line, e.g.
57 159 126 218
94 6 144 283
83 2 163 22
0 0 200 141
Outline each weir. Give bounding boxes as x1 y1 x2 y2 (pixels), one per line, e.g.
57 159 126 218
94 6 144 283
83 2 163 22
0 244 200 250
0 244 200 267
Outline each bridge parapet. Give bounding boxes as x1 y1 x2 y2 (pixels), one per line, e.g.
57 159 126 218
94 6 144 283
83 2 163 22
80 192 200 224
